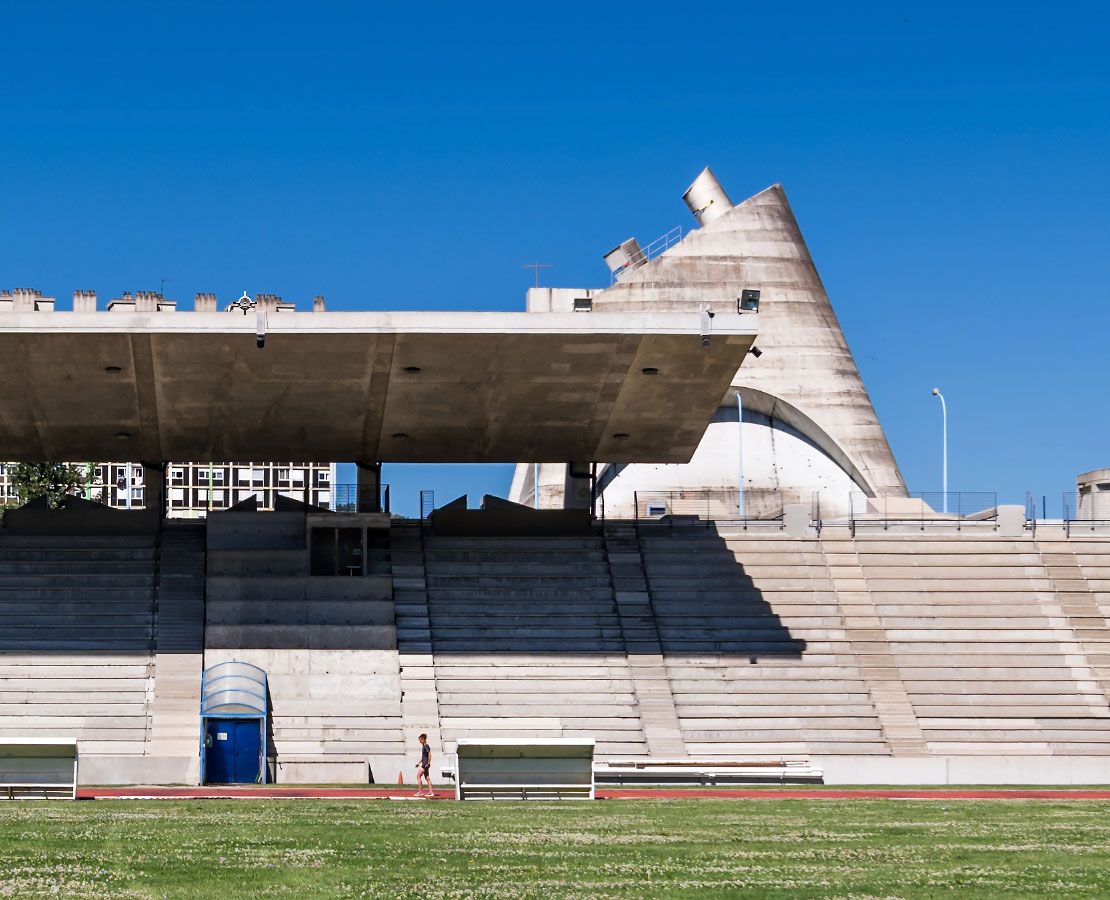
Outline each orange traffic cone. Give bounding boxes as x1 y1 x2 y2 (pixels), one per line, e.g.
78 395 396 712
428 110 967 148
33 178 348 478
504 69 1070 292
398 770 404 786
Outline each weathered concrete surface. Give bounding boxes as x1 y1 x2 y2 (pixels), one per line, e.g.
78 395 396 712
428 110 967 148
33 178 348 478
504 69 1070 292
514 182 906 512
0 310 755 464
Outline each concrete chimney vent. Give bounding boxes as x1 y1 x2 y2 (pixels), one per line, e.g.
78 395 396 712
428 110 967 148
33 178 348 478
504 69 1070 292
683 166 733 227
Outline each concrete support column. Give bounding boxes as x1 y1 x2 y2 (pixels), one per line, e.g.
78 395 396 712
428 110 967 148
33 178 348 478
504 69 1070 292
564 462 593 509
356 462 382 513
141 461 166 523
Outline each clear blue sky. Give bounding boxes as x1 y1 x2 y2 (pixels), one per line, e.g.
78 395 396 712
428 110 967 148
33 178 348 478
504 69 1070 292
2 3 1108 517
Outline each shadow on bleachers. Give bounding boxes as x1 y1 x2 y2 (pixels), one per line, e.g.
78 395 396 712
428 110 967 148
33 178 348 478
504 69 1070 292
637 526 807 660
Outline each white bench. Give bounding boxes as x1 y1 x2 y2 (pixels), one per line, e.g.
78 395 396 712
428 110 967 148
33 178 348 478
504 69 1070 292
450 738 595 800
0 739 79 800
594 758 823 785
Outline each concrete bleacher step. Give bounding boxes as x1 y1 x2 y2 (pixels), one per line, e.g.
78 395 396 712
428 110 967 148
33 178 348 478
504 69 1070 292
418 530 650 757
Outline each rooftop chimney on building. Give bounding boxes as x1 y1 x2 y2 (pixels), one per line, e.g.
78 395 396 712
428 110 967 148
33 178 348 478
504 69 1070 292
682 166 733 227
603 238 646 279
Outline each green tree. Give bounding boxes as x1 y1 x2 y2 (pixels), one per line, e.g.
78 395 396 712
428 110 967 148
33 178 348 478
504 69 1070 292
8 462 86 508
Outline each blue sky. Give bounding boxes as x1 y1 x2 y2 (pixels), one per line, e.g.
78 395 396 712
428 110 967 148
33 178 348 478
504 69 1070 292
2 2 1108 516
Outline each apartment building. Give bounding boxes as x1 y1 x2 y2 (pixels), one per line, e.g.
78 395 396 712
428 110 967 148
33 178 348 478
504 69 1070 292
0 461 337 517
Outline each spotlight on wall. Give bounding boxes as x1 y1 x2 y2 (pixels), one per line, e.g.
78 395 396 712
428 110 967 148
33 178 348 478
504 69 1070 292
749 346 763 358
737 289 760 313
700 305 715 348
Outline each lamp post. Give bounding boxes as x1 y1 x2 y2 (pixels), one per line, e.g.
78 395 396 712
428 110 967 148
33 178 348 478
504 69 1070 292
931 388 947 513
736 391 743 517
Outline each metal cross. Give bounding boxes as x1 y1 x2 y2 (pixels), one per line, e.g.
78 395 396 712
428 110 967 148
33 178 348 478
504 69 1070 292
522 260 552 288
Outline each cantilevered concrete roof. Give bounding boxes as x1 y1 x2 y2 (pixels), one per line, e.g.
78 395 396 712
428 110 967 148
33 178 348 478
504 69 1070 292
0 310 756 463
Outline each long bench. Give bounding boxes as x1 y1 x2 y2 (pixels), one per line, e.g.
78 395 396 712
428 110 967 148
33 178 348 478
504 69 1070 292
594 758 823 785
0 739 79 800
449 738 595 800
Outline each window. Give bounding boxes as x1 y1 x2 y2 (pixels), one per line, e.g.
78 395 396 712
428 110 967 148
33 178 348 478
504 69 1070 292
236 467 251 483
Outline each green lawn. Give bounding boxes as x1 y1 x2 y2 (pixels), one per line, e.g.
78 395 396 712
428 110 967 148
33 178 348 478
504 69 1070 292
2 798 1109 899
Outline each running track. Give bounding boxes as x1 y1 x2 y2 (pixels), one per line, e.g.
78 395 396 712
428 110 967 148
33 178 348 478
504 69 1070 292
80 786 1110 800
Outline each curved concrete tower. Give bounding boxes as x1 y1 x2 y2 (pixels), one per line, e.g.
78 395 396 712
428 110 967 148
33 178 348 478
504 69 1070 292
511 175 906 516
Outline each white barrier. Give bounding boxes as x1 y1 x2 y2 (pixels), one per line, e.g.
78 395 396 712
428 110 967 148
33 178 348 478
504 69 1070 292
594 758 823 785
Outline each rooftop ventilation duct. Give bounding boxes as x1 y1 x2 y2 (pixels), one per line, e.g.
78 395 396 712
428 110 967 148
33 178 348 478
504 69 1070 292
603 237 646 278
682 166 733 226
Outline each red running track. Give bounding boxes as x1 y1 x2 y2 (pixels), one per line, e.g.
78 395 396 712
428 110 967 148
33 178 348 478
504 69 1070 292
79 786 1110 801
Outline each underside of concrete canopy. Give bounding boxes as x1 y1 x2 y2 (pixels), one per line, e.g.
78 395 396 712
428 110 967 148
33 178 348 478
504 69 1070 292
0 310 757 463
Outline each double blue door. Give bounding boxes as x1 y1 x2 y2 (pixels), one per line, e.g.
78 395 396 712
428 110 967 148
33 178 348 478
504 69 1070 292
205 719 261 784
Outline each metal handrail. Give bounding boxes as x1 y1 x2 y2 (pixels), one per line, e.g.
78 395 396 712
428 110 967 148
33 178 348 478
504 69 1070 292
331 483 391 514
848 492 998 531
420 490 436 521
610 226 683 283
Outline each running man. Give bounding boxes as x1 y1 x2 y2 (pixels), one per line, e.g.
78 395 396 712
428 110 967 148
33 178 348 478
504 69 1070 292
415 733 434 797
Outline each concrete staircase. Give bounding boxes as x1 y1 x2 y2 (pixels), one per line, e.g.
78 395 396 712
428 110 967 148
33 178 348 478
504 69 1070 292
640 526 888 758
390 521 443 765
820 532 928 755
149 524 206 762
0 535 157 757
853 535 1110 756
422 533 648 756
603 522 685 757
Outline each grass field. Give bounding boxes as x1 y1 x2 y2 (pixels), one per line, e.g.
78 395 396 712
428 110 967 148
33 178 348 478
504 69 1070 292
2 798 1109 899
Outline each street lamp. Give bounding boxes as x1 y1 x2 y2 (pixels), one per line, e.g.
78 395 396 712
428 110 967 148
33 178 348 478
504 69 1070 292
932 388 947 513
735 391 743 516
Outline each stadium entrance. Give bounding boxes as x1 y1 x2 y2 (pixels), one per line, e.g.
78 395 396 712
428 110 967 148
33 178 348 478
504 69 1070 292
200 662 269 785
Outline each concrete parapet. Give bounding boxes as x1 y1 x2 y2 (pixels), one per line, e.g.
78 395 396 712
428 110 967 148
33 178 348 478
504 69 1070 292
820 755 1110 785
996 505 1027 536
79 755 198 785
194 292 217 312
783 504 812 538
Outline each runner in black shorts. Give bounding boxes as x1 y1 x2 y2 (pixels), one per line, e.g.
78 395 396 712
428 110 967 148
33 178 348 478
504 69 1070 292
415 733 433 797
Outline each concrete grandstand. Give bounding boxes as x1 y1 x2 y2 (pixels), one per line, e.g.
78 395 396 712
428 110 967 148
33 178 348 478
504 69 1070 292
2 169 1109 787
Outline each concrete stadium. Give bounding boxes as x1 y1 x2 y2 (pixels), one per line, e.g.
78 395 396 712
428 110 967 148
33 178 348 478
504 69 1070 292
2 168 1109 791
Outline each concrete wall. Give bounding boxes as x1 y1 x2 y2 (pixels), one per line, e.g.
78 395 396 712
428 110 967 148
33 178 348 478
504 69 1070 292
594 405 861 519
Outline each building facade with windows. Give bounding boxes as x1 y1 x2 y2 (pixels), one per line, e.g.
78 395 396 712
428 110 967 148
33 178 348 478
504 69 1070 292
165 461 336 517
0 461 336 516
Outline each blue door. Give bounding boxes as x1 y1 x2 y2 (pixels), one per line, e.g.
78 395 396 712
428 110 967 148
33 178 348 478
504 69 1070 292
205 719 261 784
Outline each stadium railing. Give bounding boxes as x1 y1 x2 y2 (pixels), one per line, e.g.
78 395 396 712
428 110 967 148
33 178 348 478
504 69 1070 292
330 483 391 514
845 491 998 533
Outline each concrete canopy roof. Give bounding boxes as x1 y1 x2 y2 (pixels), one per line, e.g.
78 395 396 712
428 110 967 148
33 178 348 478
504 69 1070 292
0 310 756 464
